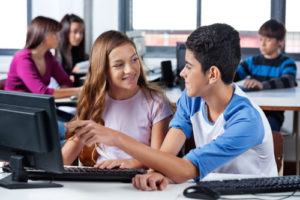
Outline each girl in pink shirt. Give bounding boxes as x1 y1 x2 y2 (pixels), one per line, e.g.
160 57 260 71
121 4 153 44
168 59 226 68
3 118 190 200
5 16 81 99
62 31 173 168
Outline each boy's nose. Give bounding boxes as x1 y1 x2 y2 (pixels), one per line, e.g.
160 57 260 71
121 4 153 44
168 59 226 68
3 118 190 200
179 67 186 78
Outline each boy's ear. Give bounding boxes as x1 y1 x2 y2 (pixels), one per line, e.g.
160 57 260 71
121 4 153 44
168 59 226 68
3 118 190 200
207 66 220 84
278 39 285 49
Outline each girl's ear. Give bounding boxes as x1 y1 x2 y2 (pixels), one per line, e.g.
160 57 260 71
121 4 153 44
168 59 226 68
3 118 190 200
208 66 220 84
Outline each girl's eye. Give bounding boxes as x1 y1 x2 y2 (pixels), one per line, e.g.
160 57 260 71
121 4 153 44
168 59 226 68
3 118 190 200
131 57 138 62
185 64 191 70
114 63 123 68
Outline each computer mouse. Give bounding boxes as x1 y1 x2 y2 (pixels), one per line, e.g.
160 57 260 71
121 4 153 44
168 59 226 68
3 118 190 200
183 185 220 200
70 94 78 101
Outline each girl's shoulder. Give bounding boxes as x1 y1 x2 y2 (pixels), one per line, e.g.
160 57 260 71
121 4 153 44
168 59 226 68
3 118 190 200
14 49 31 59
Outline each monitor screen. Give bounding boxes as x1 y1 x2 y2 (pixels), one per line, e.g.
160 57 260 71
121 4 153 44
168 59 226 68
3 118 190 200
0 90 64 189
176 42 186 91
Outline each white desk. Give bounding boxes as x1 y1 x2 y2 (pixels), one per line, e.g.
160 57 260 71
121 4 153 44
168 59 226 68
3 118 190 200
164 86 300 175
1 173 299 200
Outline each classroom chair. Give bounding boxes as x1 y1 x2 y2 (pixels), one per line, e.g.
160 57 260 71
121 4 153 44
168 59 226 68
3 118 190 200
272 131 284 176
0 79 6 90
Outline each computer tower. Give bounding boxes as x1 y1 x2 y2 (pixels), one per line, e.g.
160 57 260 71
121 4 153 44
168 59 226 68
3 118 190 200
160 60 174 88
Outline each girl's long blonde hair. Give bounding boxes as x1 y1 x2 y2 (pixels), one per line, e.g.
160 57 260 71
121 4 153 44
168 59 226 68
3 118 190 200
66 30 172 139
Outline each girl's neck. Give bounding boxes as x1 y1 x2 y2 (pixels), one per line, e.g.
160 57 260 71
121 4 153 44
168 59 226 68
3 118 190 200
30 45 48 59
108 86 140 100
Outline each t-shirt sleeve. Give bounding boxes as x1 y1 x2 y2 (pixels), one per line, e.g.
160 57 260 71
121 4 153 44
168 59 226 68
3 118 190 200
151 93 173 125
184 107 265 180
169 90 194 139
16 57 54 95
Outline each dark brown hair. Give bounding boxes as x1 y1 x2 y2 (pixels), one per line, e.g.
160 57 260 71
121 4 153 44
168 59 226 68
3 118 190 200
258 19 286 41
58 14 86 74
25 16 62 49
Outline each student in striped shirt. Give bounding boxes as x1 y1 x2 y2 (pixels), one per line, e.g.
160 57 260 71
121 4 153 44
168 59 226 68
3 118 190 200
234 19 297 131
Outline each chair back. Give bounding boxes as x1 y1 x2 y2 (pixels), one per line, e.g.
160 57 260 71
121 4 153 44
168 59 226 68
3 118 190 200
272 131 284 174
0 79 6 90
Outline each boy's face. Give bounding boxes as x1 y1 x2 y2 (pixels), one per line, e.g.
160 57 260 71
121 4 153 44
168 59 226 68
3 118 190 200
259 34 283 59
180 49 209 97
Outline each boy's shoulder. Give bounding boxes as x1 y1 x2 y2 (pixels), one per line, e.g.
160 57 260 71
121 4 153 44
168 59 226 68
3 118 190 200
224 86 262 121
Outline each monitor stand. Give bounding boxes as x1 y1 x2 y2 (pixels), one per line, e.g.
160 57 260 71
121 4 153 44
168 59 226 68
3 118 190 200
0 155 63 189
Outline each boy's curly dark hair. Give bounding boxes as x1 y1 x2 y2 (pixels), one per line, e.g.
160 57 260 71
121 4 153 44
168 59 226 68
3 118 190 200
185 23 241 84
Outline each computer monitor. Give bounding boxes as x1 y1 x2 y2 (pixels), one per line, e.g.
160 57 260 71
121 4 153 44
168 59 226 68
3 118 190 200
176 42 186 90
126 31 147 58
0 90 64 189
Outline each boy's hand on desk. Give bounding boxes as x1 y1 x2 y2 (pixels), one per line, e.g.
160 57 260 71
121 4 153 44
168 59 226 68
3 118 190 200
94 159 142 169
132 171 169 191
244 79 263 90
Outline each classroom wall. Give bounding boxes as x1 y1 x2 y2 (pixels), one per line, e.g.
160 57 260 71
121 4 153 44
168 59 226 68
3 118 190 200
0 0 119 77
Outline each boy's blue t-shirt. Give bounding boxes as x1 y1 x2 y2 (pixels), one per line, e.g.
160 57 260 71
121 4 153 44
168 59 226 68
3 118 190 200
169 84 278 180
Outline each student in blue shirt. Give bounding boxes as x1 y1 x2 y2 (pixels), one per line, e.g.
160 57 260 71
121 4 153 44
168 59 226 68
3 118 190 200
234 19 297 131
65 23 277 191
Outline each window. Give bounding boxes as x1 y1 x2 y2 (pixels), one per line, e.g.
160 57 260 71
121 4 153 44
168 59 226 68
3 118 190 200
132 0 197 47
123 0 299 59
285 0 300 53
201 0 270 48
0 0 31 54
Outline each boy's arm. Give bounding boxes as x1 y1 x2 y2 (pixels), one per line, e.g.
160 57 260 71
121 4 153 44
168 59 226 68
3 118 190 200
262 58 297 90
65 120 199 183
116 132 199 183
234 60 251 82
262 73 296 90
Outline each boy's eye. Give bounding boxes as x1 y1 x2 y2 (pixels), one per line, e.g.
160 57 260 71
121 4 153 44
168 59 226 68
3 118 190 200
185 64 191 70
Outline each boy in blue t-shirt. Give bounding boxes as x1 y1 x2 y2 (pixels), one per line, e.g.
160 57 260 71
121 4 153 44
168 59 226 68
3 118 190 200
66 23 277 191
234 19 297 131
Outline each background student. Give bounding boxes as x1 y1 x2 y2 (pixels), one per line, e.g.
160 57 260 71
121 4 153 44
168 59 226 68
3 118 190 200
62 30 173 167
65 24 277 190
57 13 89 75
5 16 81 99
234 19 297 131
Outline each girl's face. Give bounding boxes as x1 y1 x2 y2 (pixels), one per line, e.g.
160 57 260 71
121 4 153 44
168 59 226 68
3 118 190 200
107 43 140 97
69 22 84 47
45 32 60 49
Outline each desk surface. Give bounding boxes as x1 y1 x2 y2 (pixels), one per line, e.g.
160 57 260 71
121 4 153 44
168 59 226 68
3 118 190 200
1 173 299 200
165 85 300 109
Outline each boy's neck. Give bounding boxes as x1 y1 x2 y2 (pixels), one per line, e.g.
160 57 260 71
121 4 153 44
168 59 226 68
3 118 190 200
204 83 233 123
263 50 280 59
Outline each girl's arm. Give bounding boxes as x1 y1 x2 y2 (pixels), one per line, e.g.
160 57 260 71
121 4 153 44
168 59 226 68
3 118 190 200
94 116 172 169
65 120 199 183
61 136 84 165
53 87 81 99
